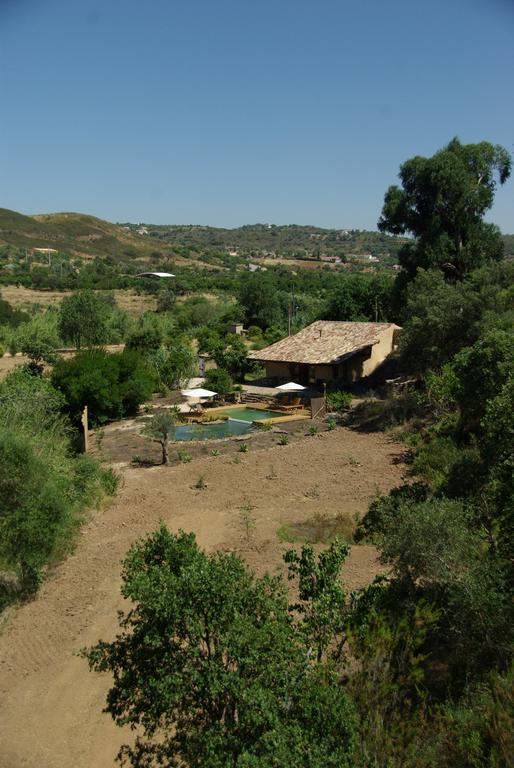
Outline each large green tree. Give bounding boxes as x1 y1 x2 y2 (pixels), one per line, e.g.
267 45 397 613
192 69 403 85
84 527 357 767
379 138 511 281
58 289 110 348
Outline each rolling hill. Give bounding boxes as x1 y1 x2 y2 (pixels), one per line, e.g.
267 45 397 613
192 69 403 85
1 208 513 265
0 208 163 261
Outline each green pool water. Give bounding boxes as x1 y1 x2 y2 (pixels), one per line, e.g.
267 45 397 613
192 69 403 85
221 407 284 422
174 420 253 441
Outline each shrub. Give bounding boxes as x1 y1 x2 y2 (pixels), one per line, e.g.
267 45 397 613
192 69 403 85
52 348 155 427
0 372 117 598
177 449 192 463
278 433 289 445
327 390 352 413
203 367 234 396
238 442 249 452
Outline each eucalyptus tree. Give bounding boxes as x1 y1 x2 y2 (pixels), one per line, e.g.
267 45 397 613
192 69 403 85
379 138 511 281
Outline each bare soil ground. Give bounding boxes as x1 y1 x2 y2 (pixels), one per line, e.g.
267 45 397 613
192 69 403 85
0 426 406 768
0 285 157 314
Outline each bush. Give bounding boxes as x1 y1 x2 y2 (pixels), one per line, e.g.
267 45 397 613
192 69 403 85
52 348 155 427
203 367 234 396
327 390 352 413
0 371 117 598
146 341 197 393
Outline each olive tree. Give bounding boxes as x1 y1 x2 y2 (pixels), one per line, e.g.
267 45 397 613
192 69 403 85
142 409 180 465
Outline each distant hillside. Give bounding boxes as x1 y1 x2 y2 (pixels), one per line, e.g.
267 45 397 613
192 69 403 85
0 208 165 261
131 222 410 261
1 208 512 266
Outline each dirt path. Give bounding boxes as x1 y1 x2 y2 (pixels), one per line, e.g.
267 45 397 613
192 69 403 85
0 427 405 768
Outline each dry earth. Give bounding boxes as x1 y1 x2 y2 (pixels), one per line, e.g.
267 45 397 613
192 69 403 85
0 285 157 314
0 427 406 768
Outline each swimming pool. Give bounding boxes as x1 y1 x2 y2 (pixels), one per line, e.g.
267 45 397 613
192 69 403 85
173 420 253 441
220 407 285 422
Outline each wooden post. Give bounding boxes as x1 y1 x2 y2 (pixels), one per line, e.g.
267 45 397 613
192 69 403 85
81 405 89 453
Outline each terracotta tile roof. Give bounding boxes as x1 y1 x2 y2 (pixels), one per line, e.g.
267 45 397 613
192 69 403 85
248 321 401 365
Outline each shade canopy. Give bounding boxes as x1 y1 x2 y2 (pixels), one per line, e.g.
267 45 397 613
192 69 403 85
181 388 217 399
135 271 175 278
276 381 306 392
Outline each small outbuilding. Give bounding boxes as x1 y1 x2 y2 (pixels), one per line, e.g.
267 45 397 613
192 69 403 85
248 321 401 386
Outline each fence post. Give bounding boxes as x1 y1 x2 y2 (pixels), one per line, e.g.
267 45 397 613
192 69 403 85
81 405 89 453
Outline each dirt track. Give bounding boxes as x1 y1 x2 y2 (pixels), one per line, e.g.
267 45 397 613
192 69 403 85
0 427 405 768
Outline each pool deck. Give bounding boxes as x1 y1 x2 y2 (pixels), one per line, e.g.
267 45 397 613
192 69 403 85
204 404 311 425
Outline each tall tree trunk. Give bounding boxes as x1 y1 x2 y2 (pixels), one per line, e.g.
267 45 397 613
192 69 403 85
161 440 169 465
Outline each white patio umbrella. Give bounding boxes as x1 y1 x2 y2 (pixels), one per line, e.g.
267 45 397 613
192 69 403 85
276 381 306 392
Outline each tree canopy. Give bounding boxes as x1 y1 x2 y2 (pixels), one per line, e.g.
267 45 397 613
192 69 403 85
84 527 357 768
58 289 110 348
379 138 511 281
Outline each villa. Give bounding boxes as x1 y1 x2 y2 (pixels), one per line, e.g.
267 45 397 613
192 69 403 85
248 320 401 386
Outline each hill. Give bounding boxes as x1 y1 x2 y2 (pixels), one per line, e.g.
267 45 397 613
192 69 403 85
127 222 410 261
0 208 164 261
1 208 512 268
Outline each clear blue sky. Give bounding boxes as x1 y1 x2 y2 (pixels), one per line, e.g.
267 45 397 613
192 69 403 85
1 0 513 231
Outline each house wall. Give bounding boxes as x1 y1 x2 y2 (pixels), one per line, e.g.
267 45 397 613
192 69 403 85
264 361 294 380
262 326 399 385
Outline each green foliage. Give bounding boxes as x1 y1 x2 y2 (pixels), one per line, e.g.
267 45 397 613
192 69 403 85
379 137 511 281
209 333 255 381
399 269 483 371
238 272 284 329
0 295 29 327
324 272 394 321
147 341 197 392
450 330 513 435
376 497 480 587
355 483 430 543
177 448 192 463
58 289 111 347
0 369 116 598
84 526 358 767
15 313 61 367
285 539 350 662
326 390 352 412
348 602 440 768
203 366 234 396
52 348 155 426
278 433 289 445
238 442 249 452
143 409 180 465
